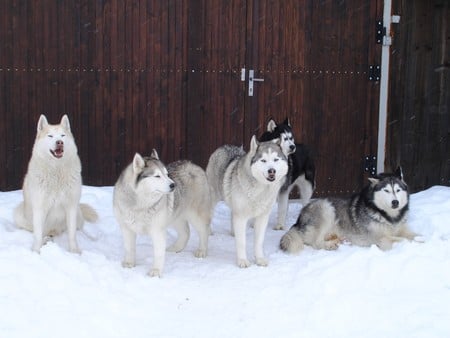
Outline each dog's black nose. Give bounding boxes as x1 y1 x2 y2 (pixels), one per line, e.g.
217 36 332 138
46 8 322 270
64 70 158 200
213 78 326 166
56 140 64 146
169 183 175 190
392 200 399 208
290 145 296 151
268 168 276 175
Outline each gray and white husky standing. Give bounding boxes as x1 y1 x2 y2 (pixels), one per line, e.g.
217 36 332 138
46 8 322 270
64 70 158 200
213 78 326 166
206 136 288 268
113 150 211 277
280 167 418 253
14 115 98 253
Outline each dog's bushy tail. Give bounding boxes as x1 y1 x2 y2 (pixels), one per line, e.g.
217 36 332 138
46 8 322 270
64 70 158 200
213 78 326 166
80 203 98 223
280 227 304 254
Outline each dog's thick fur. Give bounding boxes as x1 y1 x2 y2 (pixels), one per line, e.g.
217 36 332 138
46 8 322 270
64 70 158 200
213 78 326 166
113 151 211 277
259 118 315 230
280 167 417 253
14 115 98 253
206 136 288 268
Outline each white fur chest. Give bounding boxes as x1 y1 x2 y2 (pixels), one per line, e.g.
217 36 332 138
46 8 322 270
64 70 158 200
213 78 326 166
224 166 281 217
123 194 174 234
366 214 406 237
24 156 82 205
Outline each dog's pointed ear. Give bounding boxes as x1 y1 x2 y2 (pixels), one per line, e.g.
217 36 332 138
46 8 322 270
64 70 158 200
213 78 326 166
132 153 146 173
283 117 291 127
60 115 71 132
249 135 259 154
267 119 277 132
395 166 404 180
37 115 48 132
150 149 159 160
368 177 379 186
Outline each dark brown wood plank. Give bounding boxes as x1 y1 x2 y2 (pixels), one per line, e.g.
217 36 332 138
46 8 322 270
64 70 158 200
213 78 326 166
387 0 449 191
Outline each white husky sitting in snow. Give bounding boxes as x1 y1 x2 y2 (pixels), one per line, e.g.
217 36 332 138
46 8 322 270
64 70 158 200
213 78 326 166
14 115 98 253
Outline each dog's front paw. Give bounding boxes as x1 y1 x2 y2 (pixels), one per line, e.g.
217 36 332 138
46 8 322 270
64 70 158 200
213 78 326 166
167 244 183 253
255 257 268 267
413 236 425 243
121 261 135 268
32 243 42 253
32 237 44 253
148 269 162 278
324 234 341 250
273 224 285 231
237 259 251 268
194 249 207 258
69 247 81 255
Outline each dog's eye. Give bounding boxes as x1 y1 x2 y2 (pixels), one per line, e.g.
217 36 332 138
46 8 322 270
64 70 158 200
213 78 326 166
155 175 161 178
383 189 389 193
61 134 65 138
47 135 53 138
261 159 267 163
274 158 279 162
396 189 401 193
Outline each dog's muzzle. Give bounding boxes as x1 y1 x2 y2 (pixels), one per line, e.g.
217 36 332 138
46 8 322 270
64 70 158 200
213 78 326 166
50 141 64 158
391 200 399 209
267 168 276 182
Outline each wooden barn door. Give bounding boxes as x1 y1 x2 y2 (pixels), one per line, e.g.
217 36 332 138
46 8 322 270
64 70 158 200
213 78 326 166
242 0 382 196
185 1 247 167
186 0 382 196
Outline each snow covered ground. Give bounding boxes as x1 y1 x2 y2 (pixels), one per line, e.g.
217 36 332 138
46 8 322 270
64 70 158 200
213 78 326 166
0 185 449 338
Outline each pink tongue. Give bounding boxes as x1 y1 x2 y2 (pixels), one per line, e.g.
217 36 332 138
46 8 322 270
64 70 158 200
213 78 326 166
53 145 64 158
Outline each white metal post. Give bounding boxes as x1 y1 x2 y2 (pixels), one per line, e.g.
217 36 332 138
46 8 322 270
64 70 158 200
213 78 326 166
377 0 393 174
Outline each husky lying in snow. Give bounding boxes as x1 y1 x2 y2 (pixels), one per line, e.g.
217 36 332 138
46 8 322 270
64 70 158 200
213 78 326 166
280 167 418 253
14 115 98 253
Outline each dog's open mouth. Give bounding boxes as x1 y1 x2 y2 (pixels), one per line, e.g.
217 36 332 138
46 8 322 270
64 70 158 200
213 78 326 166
50 146 64 158
266 173 276 182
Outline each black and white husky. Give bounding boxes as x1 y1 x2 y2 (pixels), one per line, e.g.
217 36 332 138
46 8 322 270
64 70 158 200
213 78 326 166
280 167 418 253
206 136 288 268
259 118 315 230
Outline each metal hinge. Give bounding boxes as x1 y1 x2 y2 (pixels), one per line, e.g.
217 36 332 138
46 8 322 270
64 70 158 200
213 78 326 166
376 20 384 44
364 155 377 176
368 65 380 81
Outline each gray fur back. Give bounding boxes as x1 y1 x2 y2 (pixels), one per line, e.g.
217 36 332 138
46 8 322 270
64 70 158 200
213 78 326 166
168 160 211 213
206 145 245 204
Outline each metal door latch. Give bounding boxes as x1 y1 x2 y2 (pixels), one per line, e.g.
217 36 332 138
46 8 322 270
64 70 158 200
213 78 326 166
248 69 264 96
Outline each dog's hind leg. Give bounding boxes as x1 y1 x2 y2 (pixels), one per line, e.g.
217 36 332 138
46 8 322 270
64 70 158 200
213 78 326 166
66 205 81 254
189 216 210 258
297 174 314 207
13 202 33 232
167 220 190 253
275 188 290 230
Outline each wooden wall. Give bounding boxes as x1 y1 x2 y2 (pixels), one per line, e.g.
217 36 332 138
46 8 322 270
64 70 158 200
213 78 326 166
0 0 382 194
0 1 188 189
387 0 449 191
